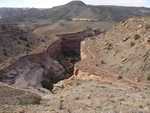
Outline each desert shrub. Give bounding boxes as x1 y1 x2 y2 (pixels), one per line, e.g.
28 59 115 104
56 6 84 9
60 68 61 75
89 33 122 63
117 75 123 80
17 41 21 44
130 41 135 47
105 43 113 50
96 64 99 67
100 60 106 64
145 24 150 29
147 75 150 81
1 25 6 30
3 49 8 56
26 43 31 48
134 34 141 40
19 36 28 41
147 38 150 44
123 36 130 42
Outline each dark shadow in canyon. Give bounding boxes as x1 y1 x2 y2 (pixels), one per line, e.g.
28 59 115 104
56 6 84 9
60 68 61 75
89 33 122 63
0 28 103 91
55 29 102 81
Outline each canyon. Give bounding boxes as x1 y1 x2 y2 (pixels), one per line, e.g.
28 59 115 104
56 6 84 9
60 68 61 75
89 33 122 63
0 17 150 113
0 1 150 113
0 28 102 91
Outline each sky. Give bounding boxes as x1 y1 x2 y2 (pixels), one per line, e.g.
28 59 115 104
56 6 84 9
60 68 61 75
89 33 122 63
0 0 150 8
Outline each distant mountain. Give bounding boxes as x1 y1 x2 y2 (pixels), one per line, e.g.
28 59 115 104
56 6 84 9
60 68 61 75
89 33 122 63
1 1 150 23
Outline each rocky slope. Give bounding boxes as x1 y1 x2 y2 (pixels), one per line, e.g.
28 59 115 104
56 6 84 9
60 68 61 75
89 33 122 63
0 83 41 105
0 24 47 63
78 17 150 81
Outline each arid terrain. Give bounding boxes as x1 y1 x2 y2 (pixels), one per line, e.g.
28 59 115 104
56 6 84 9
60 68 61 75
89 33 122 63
0 1 150 113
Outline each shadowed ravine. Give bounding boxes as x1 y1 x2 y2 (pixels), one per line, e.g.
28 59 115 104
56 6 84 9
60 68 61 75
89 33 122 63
0 29 102 91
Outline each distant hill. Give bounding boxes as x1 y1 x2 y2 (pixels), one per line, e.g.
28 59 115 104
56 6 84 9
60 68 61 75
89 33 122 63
1 1 150 23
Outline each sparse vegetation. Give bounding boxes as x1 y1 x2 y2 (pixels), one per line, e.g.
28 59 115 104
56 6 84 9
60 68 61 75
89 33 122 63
147 75 150 81
130 41 135 47
134 34 141 40
0 1 150 113
79 17 150 81
145 24 150 29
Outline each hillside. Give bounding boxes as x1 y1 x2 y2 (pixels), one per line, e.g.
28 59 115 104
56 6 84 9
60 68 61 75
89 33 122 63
0 24 48 64
33 20 114 38
78 17 150 81
1 1 150 23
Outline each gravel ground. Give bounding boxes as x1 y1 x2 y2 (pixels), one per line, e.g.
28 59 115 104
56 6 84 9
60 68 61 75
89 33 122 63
0 78 150 113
